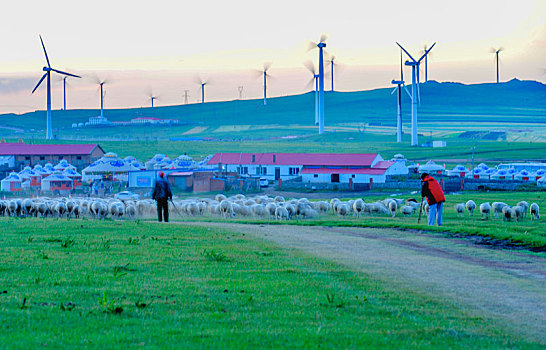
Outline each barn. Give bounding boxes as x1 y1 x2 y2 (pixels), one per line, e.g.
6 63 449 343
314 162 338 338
206 153 408 184
0 143 105 171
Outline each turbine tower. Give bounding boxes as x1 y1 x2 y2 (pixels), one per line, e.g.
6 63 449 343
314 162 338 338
396 41 436 146
95 78 109 118
32 35 81 139
391 50 411 143
490 47 503 83
308 34 328 134
62 77 68 110
304 61 319 126
195 79 208 103
259 63 272 105
183 89 189 104
329 55 336 92
420 44 433 83
148 93 158 107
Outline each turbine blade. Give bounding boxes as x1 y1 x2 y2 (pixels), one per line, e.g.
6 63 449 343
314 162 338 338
400 50 404 81
304 60 316 75
416 68 421 104
39 35 51 68
498 46 504 52
396 42 416 62
51 69 81 78
305 77 315 90
320 33 328 43
417 42 435 63
391 87 398 95
263 62 273 72
403 83 412 99
306 41 318 52
32 73 48 94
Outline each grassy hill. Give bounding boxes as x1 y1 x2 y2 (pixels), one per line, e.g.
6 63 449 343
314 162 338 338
1 79 545 140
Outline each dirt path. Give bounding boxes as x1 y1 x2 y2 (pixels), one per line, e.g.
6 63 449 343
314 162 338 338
183 222 546 342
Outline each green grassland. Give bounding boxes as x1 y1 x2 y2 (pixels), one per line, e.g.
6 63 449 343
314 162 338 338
2 79 545 143
0 219 541 349
172 191 546 250
6 133 546 169
2 79 545 167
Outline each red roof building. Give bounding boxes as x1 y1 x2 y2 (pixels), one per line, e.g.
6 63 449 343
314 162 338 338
208 153 380 167
0 143 105 171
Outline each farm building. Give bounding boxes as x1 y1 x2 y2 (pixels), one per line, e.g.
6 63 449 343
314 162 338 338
0 143 105 171
206 153 408 184
41 173 74 192
418 161 445 175
82 152 141 182
1 172 22 192
19 166 42 189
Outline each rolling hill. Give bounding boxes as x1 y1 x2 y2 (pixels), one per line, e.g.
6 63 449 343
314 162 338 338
1 79 545 138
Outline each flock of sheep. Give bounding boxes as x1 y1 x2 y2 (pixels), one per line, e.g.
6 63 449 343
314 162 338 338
0 194 540 222
454 200 540 221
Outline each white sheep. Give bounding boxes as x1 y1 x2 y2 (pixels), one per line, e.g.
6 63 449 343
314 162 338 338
388 200 398 218
465 200 476 216
401 205 415 216
219 200 233 218
265 202 277 217
353 199 365 217
275 206 289 221
492 202 508 218
479 202 491 220
517 201 529 216
502 206 513 221
336 203 350 217
512 205 525 222
530 203 540 220
454 203 465 217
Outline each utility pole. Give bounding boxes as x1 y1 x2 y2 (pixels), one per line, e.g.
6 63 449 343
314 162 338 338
238 86 244 99
472 146 476 178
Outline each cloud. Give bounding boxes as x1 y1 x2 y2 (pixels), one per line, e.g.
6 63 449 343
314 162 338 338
0 76 37 94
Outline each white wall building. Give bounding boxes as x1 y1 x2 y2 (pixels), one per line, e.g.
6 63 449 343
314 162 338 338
207 153 408 184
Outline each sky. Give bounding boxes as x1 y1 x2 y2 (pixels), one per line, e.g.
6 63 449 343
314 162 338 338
0 0 545 113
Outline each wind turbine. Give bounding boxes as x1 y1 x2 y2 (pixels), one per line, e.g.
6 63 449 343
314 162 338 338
304 61 319 126
62 77 68 110
183 89 189 104
195 78 208 103
147 92 159 107
307 34 328 134
391 50 411 143
256 63 272 105
329 55 336 92
94 77 109 118
32 35 81 139
420 43 433 83
490 47 504 83
396 41 436 146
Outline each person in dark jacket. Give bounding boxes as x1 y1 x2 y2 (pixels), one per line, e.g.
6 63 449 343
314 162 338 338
421 172 446 226
152 172 172 222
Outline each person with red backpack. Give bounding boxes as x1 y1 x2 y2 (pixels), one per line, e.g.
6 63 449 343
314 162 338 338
421 172 446 226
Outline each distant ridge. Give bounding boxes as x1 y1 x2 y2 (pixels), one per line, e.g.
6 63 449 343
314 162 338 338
1 80 545 131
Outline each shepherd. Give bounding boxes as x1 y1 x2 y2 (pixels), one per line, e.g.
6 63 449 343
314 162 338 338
152 171 172 222
421 172 446 226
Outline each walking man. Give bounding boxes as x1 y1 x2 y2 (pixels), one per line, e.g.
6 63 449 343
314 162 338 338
152 171 172 222
421 172 446 226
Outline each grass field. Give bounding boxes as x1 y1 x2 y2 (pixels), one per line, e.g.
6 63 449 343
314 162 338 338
0 219 542 349
171 191 546 249
6 132 546 167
